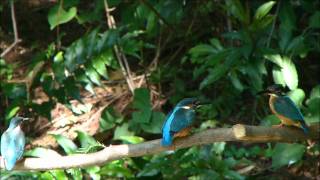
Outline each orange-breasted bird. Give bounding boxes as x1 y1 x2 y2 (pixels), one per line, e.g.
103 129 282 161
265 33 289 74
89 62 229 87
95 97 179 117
259 84 309 134
161 98 200 147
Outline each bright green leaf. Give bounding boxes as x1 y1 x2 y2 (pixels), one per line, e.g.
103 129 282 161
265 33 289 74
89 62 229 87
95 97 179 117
48 5 77 30
5 106 20 121
117 136 144 144
51 134 78 155
113 123 134 140
272 66 286 87
76 130 99 148
254 1 276 20
287 88 305 107
281 56 298 90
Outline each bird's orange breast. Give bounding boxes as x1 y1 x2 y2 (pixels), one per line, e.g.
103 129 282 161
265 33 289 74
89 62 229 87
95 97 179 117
174 127 192 138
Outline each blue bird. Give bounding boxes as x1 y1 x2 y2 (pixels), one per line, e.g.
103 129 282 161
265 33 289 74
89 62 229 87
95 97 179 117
1 117 28 170
259 85 309 134
161 98 199 147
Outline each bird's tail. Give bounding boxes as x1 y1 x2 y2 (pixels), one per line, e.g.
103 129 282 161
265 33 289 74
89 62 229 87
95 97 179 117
300 121 309 134
161 131 173 147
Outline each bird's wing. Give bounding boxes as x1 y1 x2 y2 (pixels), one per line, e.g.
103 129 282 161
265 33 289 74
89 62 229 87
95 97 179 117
161 110 174 132
14 130 25 160
273 96 305 122
1 131 11 158
170 108 195 133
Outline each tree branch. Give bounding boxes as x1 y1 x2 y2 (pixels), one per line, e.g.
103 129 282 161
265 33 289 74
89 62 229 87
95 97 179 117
0 124 319 171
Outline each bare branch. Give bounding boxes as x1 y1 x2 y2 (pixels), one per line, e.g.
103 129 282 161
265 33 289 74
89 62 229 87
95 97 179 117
103 0 136 93
0 124 319 171
1 0 22 58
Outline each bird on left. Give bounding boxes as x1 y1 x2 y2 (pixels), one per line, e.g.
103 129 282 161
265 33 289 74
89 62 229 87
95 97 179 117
1 117 28 170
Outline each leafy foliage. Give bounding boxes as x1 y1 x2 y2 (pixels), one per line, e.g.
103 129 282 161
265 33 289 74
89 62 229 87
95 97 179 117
0 0 319 179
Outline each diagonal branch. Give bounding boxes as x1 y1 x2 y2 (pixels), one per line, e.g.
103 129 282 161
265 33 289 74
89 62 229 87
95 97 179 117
103 0 135 93
0 123 319 171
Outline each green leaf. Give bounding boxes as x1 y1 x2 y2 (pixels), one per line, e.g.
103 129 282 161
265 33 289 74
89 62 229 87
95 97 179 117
141 111 166 134
212 142 226 154
100 107 123 132
66 168 83 180
48 5 77 30
85 63 101 85
52 51 65 82
51 134 78 155
305 98 320 123
309 11 320 28
92 55 108 79
131 88 152 123
305 85 320 123
113 123 134 140
281 56 298 90
40 172 55 179
48 170 68 180
225 0 248 24
24 147 61 158
100 160 133 178
287 89 305 107
254 1 276 20
117 136 144 144
272 143 305 169
272 66 286 87
85 166 101 180
200 65 228 89
76 131 99 148
309 85 320 99
265 55 298 90
261 115 281 126
5 106 20 121
189 44 218 58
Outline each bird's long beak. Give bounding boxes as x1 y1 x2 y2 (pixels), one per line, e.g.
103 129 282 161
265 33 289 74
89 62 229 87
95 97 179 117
22 117 30 121
194 100 211 108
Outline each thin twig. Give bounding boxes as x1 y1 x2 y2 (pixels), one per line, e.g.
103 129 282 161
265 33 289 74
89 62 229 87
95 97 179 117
103 0 135 93
1 0 21 58
1 123 318 171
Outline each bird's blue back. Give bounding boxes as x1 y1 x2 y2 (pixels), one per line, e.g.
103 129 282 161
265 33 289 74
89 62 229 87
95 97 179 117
273 96 309 133
273 96 304 121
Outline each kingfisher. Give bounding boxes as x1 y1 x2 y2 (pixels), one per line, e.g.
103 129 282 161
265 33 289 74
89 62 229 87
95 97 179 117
259 84 309 134
1 116 28 170
161 98 200 147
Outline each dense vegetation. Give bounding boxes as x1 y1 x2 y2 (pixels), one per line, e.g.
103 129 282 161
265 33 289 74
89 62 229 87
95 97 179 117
0 0 319 179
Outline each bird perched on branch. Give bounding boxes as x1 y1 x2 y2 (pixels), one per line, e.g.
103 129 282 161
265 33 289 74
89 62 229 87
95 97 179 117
161 98 200 147
1 116 28 170
259 84 309 134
